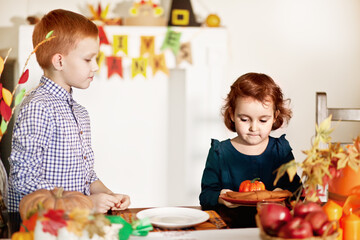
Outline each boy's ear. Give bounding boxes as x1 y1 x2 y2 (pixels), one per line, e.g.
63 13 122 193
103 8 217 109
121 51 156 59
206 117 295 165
52 53 63 70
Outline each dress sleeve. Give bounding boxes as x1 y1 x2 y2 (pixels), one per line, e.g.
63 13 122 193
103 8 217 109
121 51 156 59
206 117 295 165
199 139 223 207
9 102 55 195
273 134 302 193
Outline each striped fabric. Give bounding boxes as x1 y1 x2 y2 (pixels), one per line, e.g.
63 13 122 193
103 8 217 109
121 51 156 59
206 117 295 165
7 76 98 212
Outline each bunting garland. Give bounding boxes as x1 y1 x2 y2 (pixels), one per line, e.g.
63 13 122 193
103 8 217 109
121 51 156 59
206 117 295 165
107 56 123 79
113 35 128 56
132 57 148 78
160 28 181 55
176 42 192 65
98 26 110 45
96 51 106 69
97 27 201 80
140 36 155 57
150 53 168 76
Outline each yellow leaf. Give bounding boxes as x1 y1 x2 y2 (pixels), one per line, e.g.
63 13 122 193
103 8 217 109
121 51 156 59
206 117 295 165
2 87 13 106
0 57 4 75
316 115 334 143
273 160 297 186
286 164 298 182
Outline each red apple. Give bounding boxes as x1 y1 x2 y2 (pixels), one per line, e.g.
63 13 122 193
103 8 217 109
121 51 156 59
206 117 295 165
305 210 329 233
293 201 323 218
315 220 335 236
258 203 292 236
278 217 314 239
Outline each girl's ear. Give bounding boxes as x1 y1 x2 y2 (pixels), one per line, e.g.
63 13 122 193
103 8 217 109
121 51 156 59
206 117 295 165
230 108 235 122
52 53 63 70
274 110 280 122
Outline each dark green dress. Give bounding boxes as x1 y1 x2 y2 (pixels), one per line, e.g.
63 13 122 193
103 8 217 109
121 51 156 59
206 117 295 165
199 134 302 207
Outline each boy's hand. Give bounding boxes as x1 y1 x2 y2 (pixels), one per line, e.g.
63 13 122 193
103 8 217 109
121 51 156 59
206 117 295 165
110 193 131 210
218 189 241 208
89 193 121 213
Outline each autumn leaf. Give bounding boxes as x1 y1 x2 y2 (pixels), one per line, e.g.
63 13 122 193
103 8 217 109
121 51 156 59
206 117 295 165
273 160 297 185
315 115 333 143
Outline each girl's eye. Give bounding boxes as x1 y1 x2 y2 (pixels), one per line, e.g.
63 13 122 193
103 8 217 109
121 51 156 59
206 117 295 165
85 59 91 62
260 119 268 123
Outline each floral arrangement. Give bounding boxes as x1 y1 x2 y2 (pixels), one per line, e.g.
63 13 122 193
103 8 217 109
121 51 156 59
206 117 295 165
12 207 153 240
274 115 360 202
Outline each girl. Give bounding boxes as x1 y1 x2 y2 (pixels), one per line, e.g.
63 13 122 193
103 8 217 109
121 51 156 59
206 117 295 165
199 72 301 209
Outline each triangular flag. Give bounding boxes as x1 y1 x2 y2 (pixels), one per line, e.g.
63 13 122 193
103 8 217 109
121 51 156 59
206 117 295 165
150 53 169 76
15 88 26 106
0 100 12 121
132 57 148 78
113 35 128 56
96 51 106 70
140 36 155 57
107 56 123 79
2 88 12 106
161 28 181 55
98 26 109 45
176 42 192 65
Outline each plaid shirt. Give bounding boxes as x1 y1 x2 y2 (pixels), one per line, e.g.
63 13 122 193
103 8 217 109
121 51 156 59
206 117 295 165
7 76 98 212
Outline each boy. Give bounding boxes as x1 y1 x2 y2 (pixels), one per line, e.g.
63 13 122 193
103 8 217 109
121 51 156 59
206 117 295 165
7 9 130 213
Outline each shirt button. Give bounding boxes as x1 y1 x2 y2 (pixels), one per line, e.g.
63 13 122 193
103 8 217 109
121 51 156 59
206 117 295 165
84 156 87 160
80 131 83 134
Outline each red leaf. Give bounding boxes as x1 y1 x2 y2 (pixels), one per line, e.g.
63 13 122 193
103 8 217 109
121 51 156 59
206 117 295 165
0 100 12 121
0 83 2 100
18 69 29 84
41 209 67 236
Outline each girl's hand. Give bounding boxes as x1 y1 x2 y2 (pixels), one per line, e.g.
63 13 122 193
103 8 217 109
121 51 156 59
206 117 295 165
218 189 241 208
89 193 120 213
110 193 131 210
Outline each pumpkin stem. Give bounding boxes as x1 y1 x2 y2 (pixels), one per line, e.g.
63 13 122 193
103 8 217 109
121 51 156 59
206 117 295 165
55 187 64 199
21 223 29 232
251 178 260 183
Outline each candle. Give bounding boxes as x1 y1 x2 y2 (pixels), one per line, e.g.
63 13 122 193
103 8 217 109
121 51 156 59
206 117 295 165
343 212 360 240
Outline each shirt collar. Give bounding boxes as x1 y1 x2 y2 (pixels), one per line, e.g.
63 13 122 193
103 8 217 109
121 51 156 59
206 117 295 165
40 76 74 105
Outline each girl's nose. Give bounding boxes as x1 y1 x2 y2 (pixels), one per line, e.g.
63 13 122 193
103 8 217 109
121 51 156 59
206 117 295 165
249 121 258 131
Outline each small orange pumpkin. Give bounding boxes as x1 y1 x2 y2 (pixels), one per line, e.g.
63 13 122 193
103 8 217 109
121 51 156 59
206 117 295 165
239 178 266 192
19 187 93 220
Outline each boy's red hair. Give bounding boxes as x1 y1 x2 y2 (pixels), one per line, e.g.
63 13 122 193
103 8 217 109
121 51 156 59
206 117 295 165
222 72 292 132
32 9 99 70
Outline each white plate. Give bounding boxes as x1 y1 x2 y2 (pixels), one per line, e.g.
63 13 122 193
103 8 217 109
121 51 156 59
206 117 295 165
136 207 210 229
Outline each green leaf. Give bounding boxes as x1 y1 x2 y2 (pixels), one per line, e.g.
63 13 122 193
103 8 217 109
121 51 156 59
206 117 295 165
15 88 26 106
46 30 54 39
0 119 8 134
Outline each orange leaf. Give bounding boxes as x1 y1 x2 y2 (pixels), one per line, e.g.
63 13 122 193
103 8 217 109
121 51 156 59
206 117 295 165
2 88 12 106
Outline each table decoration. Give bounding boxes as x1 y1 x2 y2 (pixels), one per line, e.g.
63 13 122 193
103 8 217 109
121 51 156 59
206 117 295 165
274 115 360 202
12 208 152 240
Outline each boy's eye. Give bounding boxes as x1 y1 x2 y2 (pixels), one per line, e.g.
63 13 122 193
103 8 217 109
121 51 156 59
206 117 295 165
260 119 268 123
240 118 248 122
85 59 91 62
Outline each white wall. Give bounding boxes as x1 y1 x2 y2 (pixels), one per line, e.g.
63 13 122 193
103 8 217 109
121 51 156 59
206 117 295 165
1 0 360 206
